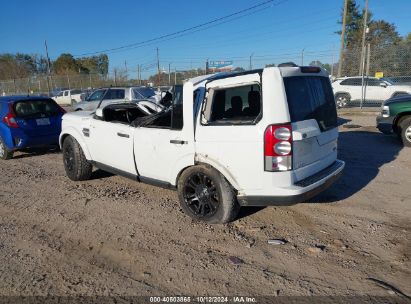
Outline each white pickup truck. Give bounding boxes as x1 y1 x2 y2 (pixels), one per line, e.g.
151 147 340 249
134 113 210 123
53 89 82 105
60 66 345 224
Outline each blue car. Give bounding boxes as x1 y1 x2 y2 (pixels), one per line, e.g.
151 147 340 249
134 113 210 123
0 95 65 160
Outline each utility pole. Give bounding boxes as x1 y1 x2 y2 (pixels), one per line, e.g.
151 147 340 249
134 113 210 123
156 47 160 86
174 68 177 85
205 59 209 75
168 63 171 86
359 0 369 75
337 0 348 77
139 64 142 85
124 60 128 80
249 53 254 70
44 40 52 95
366 43 371 76
137 65 140 85
66 71 70 90
301 49 305 66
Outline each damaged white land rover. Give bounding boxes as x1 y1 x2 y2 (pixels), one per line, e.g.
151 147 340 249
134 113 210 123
60 65 345 224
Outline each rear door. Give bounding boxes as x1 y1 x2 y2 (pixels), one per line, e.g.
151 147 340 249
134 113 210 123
282 72 338 181
13 99 63 136
195 73 263 190
365 78 388 104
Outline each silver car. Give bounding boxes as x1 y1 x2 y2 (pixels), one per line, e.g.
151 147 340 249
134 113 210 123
73 87 161 111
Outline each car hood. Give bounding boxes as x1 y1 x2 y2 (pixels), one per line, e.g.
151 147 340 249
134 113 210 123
384 94 411 106
62 110 94 121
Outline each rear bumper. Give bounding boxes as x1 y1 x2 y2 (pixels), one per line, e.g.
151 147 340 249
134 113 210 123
376 115 394 134
9 132 60 150
237 160 345 206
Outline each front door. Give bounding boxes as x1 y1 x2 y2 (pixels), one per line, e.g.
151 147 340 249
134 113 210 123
133 83 195 185
87 117 136 175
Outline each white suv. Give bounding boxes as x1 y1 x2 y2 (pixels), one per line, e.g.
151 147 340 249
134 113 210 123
60 66 345 224
332 76 411 108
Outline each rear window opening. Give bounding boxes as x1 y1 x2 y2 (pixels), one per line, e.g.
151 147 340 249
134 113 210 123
13 99 62 118
283 76 337 131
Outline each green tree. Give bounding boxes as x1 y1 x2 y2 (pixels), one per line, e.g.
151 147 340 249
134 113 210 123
337 0 363 48
97 54 109 75
337 0 402 76
53 53 78 74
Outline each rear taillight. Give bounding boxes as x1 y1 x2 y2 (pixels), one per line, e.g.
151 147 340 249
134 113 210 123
2 104 19 128
264 124 292 171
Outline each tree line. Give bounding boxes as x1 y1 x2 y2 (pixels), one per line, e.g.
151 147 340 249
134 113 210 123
0 53 109 81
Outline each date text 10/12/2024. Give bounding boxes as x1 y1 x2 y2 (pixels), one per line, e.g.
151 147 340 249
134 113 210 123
149 296 257 303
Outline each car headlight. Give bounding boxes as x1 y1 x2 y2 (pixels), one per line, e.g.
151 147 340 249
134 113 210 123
381 105 390 118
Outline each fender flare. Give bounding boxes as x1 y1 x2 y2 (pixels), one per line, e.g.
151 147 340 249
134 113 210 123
59 127 92 160
175 154 241 191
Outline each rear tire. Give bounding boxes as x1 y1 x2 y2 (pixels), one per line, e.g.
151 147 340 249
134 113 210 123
62 136 92 180
177 165 240 224
335 93 350 108
0 137 13 160
399 117 411 147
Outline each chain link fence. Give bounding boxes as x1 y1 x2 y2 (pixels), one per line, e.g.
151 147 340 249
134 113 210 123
334 43 411 108
1 44 410 107
0 73 136 96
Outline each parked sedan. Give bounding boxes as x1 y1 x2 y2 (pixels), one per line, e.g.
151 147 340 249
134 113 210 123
73 87 161 111
0 96 65 159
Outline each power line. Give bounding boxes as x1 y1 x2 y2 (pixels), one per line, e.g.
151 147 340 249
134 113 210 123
73 0 288 57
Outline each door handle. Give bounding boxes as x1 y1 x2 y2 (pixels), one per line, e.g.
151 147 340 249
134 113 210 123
117 132 130 138
170 140 187 145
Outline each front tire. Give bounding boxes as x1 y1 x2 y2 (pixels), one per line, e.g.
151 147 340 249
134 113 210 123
0 137 13 160
399 117 411 147
62 136 92 180
335 93 350 108
177 165 240 224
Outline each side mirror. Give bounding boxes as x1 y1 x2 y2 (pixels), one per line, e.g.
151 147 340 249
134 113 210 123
95 108 103 118
380 82 387 88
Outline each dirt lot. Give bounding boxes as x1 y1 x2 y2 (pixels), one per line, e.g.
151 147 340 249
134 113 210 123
0 111 410 301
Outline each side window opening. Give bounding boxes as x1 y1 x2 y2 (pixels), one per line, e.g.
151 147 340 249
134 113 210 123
203 84 261 124
102 106 147 124
144 85 184 130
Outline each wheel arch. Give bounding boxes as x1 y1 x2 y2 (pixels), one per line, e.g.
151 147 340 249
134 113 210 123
59 127 92 160
334 91 351 99
175 159 241 191
393 112 411 133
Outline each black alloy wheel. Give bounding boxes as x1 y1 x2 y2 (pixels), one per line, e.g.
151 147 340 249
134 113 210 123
183 172 219 218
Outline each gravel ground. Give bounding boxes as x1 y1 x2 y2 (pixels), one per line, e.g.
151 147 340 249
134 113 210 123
0 112 410 301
